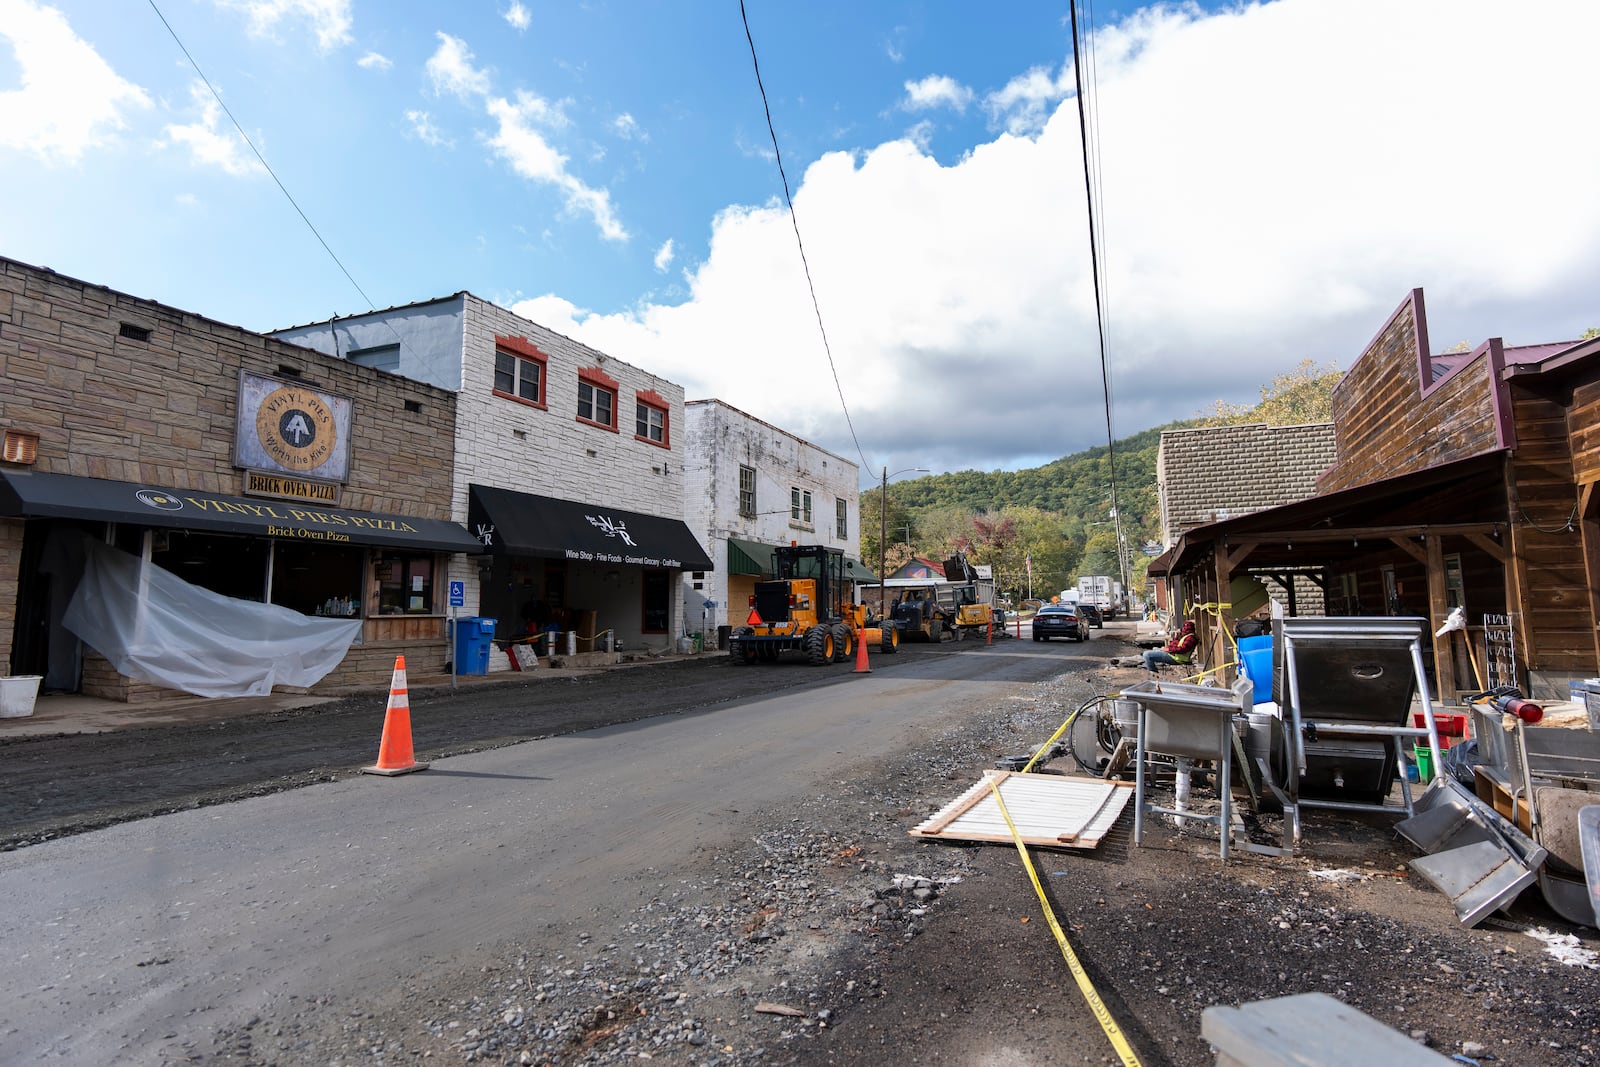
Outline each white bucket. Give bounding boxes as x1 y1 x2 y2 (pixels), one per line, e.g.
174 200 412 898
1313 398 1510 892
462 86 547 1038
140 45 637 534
0 675 42 718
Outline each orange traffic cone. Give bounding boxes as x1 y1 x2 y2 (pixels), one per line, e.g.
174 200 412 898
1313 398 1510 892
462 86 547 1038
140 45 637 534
854 630 871 674
360 655 430 776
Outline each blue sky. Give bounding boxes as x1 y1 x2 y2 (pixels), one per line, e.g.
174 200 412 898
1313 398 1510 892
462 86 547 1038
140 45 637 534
4 0 1599 485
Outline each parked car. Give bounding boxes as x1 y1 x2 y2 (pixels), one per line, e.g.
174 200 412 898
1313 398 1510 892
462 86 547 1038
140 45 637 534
1031 603 1088 642
1078 603 1104 628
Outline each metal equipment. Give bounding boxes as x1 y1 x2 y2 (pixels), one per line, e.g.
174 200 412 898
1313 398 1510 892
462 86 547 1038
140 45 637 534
729 545 897 665
1262 617 1444 847
1124 676 1254 861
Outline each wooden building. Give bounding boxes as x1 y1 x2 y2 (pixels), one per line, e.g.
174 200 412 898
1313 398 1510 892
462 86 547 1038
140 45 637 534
1149 289 1599 702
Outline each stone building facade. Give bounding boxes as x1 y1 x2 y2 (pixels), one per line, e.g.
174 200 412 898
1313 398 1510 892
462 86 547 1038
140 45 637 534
0 256 478 701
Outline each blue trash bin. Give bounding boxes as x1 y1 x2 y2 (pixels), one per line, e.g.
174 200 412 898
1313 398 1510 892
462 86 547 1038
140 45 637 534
454 616 497 675
1236 634 1272 701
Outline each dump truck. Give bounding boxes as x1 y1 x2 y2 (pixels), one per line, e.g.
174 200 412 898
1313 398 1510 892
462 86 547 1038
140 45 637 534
730 544 898 664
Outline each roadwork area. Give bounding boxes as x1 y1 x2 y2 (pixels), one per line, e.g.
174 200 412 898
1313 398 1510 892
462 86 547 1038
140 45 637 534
2 640 1597 1066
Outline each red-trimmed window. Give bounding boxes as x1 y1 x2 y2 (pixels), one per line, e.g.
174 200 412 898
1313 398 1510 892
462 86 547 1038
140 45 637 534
577 366 619 430
634 388 670 447
493 335 547 408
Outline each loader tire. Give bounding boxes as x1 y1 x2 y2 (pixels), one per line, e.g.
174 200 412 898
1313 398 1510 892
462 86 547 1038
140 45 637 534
880 626 899 654
804 625 833 666
831 624 853 662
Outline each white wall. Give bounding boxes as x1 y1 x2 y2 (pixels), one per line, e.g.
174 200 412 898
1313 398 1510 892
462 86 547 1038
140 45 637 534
271 297 468 392
681 399 859 635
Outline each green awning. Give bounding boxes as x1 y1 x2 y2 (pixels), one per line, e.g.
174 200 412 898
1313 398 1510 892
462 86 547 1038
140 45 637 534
727 537 774 577
726 539 876 583
842 557 879 584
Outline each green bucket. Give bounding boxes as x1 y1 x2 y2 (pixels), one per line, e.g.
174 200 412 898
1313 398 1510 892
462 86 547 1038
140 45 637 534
1413 743 1434 782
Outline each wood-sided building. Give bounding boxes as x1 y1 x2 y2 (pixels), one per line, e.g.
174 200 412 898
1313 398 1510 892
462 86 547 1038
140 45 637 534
1149 289 1600 702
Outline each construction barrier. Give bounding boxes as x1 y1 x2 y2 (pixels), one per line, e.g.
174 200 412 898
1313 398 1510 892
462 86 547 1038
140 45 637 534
360 655 430 777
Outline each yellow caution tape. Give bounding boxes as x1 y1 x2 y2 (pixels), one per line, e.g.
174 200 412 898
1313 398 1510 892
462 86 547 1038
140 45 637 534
986 778 1145 1067
1019 695 1115 774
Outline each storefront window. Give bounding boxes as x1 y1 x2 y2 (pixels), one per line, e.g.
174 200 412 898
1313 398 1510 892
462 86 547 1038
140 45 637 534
375 552 436 614
151 530 270 602
271 541 365 617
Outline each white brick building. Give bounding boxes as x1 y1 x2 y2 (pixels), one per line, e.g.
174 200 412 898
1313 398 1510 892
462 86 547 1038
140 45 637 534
273 295 712 657
681 400 866 643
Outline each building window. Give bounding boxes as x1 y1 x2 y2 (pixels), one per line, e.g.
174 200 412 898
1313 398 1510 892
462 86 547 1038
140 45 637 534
349 344 400 372
577 366 619 430
739 465 757 517
634 388 669 447
493 335 547 408
375 552 436 615
791 487 812 524
836 498 848 539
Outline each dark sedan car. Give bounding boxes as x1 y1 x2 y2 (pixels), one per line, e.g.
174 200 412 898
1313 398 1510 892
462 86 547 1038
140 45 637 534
1078 603 1104 628
1031 604 1088 642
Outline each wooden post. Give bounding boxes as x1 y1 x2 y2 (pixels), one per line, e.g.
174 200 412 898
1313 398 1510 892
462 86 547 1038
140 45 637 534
1424 533 1458 702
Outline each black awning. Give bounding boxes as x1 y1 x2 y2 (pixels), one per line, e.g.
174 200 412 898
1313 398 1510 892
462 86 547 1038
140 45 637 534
469 484 714 571
0 469 483 553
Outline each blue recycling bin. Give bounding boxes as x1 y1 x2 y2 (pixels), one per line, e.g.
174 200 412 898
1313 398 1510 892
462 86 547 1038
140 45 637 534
1236 634 1272 702
454 616 496 675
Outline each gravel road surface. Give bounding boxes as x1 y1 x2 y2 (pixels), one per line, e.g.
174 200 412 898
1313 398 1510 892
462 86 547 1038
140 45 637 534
1 631 1596 1067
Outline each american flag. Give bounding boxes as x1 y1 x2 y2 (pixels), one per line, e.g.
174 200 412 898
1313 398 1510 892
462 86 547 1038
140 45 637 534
1024 551 1032 577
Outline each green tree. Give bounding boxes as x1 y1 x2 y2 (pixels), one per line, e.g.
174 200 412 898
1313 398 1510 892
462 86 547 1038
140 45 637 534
1195 358 1344 427
1582 326 1600 340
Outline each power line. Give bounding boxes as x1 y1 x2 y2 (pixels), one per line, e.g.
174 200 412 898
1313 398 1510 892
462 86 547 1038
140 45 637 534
147 0 380 316
737 0 872 476
1068 0 1130 593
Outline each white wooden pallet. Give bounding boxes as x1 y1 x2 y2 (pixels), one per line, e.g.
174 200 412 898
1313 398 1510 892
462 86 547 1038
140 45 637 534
909 770 1134 848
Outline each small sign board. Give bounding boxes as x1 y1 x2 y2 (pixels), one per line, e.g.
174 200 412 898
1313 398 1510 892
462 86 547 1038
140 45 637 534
449 580 465 607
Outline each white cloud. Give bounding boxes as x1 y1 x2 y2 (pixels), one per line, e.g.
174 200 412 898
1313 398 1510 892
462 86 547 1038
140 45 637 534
161 81 263 177
487 91 626 242
503 2 531 31
653 239 675 272
983 65 1071 136
612 113 646 141
216 0 353 50
510 0 1600 476
356 51 391 71
901 74 974 113
426 32 491 99
404 109 450 148
0 0 151 163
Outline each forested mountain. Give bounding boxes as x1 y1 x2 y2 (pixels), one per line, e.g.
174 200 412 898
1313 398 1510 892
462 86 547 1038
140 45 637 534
861 360 1343 602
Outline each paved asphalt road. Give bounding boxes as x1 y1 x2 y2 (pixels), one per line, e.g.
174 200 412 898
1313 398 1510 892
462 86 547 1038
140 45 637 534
0 631 1099 1063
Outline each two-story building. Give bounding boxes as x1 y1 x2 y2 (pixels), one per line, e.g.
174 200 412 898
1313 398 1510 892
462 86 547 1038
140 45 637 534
0 256 482 701
272 296 712 657
680 399 866 644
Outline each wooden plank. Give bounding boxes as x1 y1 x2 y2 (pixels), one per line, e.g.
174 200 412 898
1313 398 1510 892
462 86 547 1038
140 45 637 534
909 772 1134 850
915 771 1009 835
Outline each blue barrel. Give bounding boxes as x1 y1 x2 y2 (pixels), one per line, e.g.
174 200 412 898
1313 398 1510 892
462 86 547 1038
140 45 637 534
454 617 497 675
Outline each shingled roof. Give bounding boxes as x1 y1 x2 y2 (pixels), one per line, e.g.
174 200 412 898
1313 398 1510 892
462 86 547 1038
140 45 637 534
1157 423 1338 545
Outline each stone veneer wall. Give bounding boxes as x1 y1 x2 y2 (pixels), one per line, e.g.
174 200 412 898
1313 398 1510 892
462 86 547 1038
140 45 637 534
0 256 462 693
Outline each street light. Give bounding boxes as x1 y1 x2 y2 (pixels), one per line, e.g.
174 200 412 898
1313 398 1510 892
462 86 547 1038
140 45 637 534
880 466 929 616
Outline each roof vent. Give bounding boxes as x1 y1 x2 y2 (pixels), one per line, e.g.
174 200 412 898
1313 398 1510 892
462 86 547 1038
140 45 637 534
118 322 151 342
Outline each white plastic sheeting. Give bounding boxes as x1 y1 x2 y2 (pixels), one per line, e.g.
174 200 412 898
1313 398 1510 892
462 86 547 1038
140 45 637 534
63 539 362 698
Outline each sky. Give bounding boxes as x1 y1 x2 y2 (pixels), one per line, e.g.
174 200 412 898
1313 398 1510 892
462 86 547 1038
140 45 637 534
3 1 1599 490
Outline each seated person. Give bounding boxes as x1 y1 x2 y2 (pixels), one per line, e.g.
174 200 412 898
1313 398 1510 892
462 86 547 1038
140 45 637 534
1142 620 1197 672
